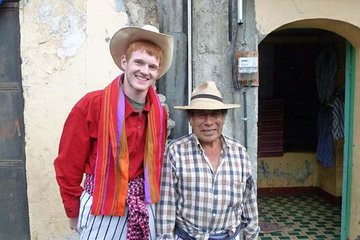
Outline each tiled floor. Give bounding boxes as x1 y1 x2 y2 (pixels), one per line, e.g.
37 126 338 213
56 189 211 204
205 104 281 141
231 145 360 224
258 195 341 239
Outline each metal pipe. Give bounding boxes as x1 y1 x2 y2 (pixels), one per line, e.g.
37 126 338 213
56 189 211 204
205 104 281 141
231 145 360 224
187 0 192 134
237 0 243 24
242 90 248 148
228 0 232 41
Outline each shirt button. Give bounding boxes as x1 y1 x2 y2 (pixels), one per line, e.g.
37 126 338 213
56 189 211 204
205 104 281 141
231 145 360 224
214 195 217 199
137 126 141 129
212 213 216 217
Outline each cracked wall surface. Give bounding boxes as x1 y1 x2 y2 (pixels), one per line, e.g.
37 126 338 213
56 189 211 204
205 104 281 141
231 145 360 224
19 0 165 237
20 0 162 237
21 0 126 238
19 0 360 238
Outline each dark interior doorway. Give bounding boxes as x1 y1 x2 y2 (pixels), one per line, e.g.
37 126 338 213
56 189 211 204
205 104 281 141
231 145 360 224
258 28 346 157
257 28 345 238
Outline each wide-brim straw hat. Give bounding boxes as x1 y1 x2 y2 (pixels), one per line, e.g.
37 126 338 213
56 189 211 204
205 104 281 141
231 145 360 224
110 25 174 79
174 81 240 110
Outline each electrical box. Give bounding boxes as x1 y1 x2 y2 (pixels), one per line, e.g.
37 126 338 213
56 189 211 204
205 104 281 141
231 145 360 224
234 51 259 87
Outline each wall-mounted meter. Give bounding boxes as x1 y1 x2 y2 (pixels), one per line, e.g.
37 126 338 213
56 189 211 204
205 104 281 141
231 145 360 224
239 57 257 74
234 51 259 87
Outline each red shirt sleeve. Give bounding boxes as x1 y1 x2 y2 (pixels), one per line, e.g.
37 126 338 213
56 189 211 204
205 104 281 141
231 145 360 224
54 91 102 218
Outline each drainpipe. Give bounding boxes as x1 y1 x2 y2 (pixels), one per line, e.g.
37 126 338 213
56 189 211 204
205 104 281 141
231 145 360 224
187 0 192 134
242 90 248 148
238 0 248 149
230 0 248 148
228 0 232 41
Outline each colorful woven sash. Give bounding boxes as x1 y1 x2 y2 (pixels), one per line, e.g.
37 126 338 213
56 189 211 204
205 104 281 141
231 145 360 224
126 174 149 239
91 75 167 216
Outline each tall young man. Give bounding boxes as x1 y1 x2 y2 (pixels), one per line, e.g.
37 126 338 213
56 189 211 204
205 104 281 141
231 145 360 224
54 25 173 239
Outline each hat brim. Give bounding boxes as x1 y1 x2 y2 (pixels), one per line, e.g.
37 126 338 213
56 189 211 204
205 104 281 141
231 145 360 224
174 103 240 110
110 26 174 79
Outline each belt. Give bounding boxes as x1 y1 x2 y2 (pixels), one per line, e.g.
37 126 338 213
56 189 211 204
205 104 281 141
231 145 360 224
175 225 241 240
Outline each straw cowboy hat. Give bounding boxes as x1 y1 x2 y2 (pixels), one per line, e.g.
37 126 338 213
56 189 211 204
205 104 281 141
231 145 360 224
110 24 174 79
174 81 240 110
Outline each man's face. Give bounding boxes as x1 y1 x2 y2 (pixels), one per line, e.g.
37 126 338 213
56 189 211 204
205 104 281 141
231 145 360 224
121 50 160 94
190 110 225 146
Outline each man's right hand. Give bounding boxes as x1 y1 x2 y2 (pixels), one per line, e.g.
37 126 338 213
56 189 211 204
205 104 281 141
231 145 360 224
69 217 78 231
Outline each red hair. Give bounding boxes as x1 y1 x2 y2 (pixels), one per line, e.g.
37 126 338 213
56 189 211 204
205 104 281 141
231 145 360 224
125 41 163 66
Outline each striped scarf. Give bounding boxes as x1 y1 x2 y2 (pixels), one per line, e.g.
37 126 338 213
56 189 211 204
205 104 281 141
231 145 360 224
91 75 167 216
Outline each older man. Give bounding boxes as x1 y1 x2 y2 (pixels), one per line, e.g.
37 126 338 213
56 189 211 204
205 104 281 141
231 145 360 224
156 81 259 240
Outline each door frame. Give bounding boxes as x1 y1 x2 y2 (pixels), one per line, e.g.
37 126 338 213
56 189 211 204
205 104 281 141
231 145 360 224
341 41 355 240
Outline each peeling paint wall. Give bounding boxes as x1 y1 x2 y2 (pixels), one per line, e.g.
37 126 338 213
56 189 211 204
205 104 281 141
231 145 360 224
192 0 260 180
20 0 128 238
318 140 344 197
258 143 343 197
258 153 318 188
124 0 158 26
19 0 360 238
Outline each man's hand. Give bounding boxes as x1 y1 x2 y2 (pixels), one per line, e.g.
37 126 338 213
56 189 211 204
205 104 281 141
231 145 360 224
69 217 78 231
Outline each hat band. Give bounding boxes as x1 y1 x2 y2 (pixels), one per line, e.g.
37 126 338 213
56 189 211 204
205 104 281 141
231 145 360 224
191 94 223 102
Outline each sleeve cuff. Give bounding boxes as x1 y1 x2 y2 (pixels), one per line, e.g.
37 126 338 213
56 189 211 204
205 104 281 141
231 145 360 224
64 198 80 218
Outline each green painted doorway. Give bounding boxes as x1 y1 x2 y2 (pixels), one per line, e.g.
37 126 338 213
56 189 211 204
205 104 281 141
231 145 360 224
340 41 355 240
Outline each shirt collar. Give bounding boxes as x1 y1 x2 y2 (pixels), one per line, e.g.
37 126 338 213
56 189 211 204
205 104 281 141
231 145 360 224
191 133 229 153
124 95 151 118
119 74 150 119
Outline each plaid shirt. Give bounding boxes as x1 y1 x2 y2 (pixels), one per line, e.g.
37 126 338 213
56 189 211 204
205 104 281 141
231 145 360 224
156 134 260 240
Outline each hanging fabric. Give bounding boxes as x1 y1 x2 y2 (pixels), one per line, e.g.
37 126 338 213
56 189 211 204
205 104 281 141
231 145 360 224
315 44 337 104
330 96 344 141
317 105 334 167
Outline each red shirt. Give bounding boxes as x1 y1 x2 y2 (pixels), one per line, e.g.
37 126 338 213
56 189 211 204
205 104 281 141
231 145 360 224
54 90 149 218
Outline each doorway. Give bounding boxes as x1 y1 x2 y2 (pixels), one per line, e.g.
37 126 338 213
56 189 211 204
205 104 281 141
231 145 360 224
257 28 348 239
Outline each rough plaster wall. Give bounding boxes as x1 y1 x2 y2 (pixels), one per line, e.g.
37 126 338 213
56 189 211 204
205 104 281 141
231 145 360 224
258 153 318 188
21 1 87 239
124 0 159 27
255 0 360 37
232 0 260 179
20 0 129 238
192 0 259 178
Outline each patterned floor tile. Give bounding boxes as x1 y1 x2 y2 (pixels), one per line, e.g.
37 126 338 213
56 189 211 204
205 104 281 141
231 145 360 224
258 195 341 239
